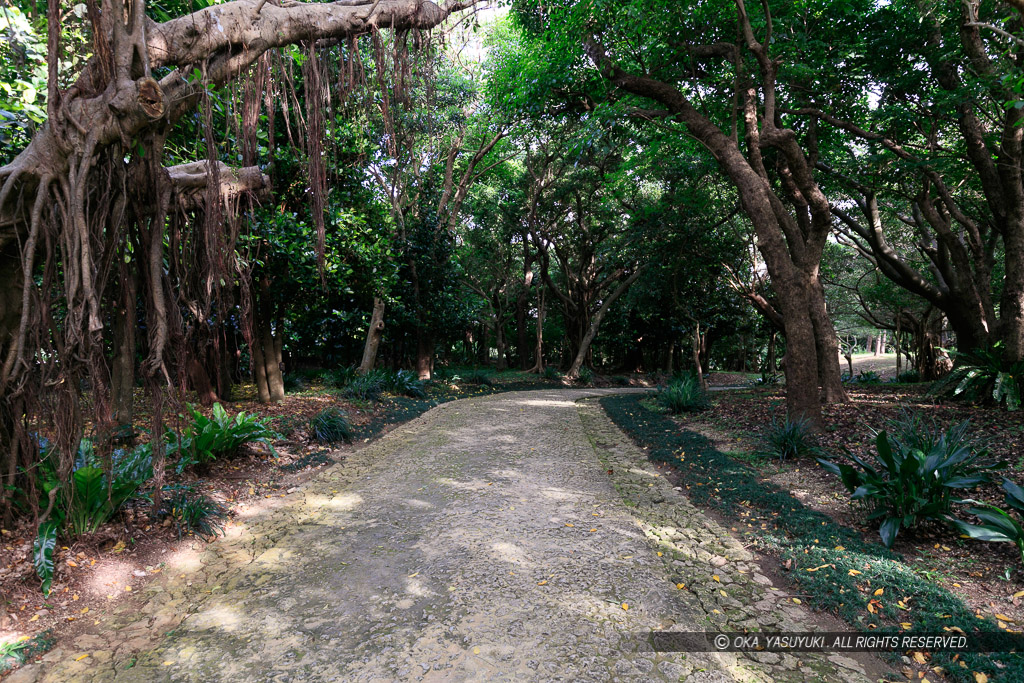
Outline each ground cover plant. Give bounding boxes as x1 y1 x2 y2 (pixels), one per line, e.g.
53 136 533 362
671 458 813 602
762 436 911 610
602 392 1022 683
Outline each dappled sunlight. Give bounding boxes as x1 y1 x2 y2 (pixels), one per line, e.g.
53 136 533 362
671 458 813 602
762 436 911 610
401 497 434 509
403 576 436 598
516 398 573 408
186 602 246 633
435 476 498 492
305 492 364 512
488 541 536 568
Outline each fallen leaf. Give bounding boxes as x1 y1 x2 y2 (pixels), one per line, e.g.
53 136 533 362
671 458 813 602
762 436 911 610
537 580 548 586
874 588 884 596
621 603 629 610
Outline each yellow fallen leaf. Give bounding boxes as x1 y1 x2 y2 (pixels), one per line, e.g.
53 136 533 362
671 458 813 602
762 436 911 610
68 560 78 568
28 614 39 622
901 622 912 630
792 598 802 605
848 569 861 576
537 580 548 586
589 528 597 532
676 583 685 590
621 603 629 610
75 654 89 661
565 523 574 527
1014 590 1024 598
124 585 132 592
974 673 988 683
996 614 1014 623
720 590 727 597
80 607 89 614
874 588 884 596
913 651 927 664
72 594 79 601
163 661 174 666
713 575 720 582
657 552 663 557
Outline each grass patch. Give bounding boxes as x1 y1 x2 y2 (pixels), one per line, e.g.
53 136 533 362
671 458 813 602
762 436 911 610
599 393 1021 683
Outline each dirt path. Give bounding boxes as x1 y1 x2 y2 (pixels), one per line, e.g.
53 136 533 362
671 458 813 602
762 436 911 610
9 389 873 682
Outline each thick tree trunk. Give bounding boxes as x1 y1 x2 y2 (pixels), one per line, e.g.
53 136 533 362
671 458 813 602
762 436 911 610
252 335 270 403
808 278 848 403
358 297 386 375
416 331 433 380
766 331 777 373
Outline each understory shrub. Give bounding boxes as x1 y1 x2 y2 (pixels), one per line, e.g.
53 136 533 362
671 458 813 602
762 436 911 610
542 366 561 381
388 369 426 398
951 478 1024 565
843 369 881 384
464 368 494 385
172 403 278 472
576 366 594 384
283 374 307 393
657 375 709 413
342 370 387 400
764 415 820 460
931 344 1024 410
309 407 353 444
161 490 228 540
818 412 1004 548
892 369 921 383
31 436 154 592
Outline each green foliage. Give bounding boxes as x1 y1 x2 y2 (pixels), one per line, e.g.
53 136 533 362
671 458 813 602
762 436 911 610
819 414 1004 548
753 371 781 386
657 375 709 413
601 394 1021 683
893 369 921 383
308 407 353 444
172 404 279 472
32 521 57 596
932 345 1024 410
576 366 594 384
844 370 882 385
283 374 307 394
161 491 227 540
342 370 387 400
950 479 1024 566
33 437 154 541
463 368 494 386
389 369 426 398
0 631 54 674
764 416 820 461
542 367 562 381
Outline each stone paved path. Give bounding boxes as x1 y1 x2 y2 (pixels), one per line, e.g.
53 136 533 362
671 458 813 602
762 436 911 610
10 389 875 682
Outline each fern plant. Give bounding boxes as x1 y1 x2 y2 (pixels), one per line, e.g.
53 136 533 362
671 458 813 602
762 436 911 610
309 407 353 444
764 416 820 460
819 415 1004 548
657 375 710 413
950 478 1024 565
172 403 279 472
931 344 1024 410
162 490 228 540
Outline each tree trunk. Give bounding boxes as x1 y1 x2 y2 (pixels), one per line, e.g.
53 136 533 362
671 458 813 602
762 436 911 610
255 275 284 402
516 292 530 370
252 335 270 403
495 318 507 371
692 323 707 391
416 331 433 380
528 288 546 373
766 331 777 373
110 274 137 428
808 278 848 403
358 296 386 375
565 267 645 379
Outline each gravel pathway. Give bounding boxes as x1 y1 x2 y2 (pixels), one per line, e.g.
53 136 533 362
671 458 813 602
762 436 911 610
11 389 874 682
